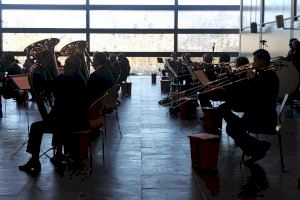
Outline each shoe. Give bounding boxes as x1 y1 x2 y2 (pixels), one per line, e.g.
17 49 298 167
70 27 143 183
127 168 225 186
19 158 41 175
50 154 64 167
245 141 271 165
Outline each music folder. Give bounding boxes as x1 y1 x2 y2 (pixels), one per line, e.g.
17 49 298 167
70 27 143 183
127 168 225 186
9 74 31 90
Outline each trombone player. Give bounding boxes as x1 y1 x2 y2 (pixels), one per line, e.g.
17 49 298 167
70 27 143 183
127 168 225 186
209 49 279 164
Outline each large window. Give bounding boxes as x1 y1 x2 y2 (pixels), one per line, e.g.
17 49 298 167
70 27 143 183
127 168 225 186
90 34 173 52
0 1 240 75
90 11 174 29
2 10 86 28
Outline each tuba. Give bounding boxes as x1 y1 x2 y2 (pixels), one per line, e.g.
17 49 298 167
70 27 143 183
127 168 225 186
60 40 91 80
24 38 60 121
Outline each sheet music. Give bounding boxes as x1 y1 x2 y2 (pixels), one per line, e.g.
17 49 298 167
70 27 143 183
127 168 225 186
10 74 31 90
194 70 210 85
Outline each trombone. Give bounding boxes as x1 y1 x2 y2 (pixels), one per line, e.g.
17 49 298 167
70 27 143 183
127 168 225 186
163 61 283 109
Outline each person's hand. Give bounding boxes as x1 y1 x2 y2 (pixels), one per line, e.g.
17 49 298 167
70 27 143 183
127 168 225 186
247 70 256 79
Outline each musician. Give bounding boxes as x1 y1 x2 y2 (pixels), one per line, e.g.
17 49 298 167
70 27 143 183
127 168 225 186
235 56 249 79
88 52 115 104
184 53 193 65
286 38 298 62
218 49 278 164
117 53 131 83
215 53 230 74
201 53 216 81
19 55 89 175
0 53 23 75
109 53 121 83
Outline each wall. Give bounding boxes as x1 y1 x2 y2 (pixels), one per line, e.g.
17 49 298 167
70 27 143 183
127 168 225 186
240 0 297 59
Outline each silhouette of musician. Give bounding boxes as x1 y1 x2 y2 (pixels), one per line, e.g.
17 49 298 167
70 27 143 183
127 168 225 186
219 49 278 164
19 55 89 175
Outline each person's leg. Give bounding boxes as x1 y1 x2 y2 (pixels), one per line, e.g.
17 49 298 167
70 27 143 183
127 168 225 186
218 103 270 160
19 121 52 174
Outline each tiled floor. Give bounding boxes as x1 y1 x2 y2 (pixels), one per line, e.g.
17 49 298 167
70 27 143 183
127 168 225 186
0 76 299 199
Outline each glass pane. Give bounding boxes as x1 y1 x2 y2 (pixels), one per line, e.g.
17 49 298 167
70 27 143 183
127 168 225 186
179 0 240 5
2 10 86 28
90 11 174 29
90 34 173 52
3 33 86 52
264 0 291 23
90 0 174 5
178 34 239 52
178 11 239 29
242 0 252 27
2 0 85 4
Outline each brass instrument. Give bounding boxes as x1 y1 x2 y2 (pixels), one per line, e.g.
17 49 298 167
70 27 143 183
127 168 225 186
60 40 91 80
24 38 60 120
162 61 285 109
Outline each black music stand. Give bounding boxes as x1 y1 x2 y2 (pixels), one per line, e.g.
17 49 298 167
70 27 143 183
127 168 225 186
10 74 31 158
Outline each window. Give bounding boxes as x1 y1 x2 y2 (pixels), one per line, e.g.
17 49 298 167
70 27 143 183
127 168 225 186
90 11 174 29
178 0 240 5
2 0 85 5
178 34 239 52
2 10 86 28
178 11 239 29
264 0 291 23
3 33 86 51
90 0 174 5
90 34 173 52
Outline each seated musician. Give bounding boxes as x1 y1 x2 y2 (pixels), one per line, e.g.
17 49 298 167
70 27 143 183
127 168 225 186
109 53 121 83
183 53 193 65
218 49 278 164
286 39 300 100
19 55 89 175
201 53 216 81
117 53 131 83
88 52 115 104
235 56 249 79
0 53 24 116
214 53 230 74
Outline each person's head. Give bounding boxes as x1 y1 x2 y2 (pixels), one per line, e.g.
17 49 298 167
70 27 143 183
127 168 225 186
93 52 107 69
117 53 126 62
253 49 271 68
219 54 230 63
289 38 298 49
64 55 82 75
235 56 249 68
1 53 16 66
185 53 192 61
291 39 300 50
171 52 177 60
202 54 213 64
109 53 117 63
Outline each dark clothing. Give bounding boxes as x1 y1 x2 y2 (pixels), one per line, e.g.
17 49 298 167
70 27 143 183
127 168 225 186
26 73 89 156
118 59 130 83
0 63 23 75
219 70 279 156
88 66 115 104
111 61 121 83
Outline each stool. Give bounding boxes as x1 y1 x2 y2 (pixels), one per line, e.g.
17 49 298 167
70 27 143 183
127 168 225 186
151 73 157 84
202 107 222 134
179 98 197 120
121 82 132 96
188 133 220 171
161 80 170 92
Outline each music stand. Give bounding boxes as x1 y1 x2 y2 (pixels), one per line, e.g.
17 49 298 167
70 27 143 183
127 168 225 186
10 74 31 158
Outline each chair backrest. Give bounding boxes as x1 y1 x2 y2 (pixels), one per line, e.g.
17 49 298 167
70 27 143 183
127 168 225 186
88 93 107 129
278 93 289 119
102 84 120 113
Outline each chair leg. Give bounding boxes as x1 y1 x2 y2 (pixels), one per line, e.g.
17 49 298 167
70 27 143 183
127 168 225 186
115 107 122 136
40 147 54 159
277 131 285 172
240 152 245 169
89 139 92 174
104 114 107 140
101 130 105 164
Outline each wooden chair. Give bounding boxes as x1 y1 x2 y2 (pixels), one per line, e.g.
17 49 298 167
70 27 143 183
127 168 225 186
101 84 122 138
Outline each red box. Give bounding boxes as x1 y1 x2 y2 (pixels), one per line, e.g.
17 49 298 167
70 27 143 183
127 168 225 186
188 133 220 170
